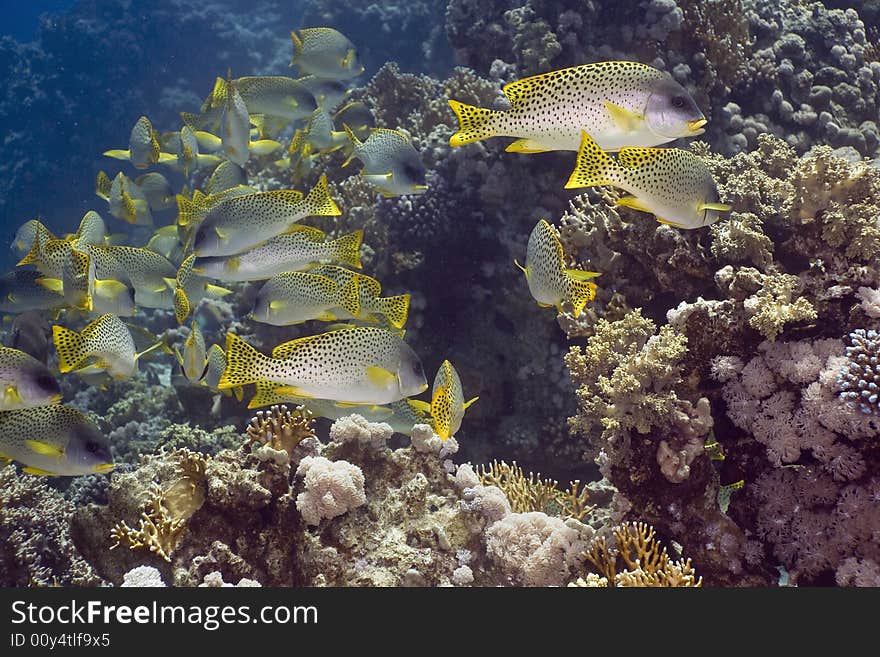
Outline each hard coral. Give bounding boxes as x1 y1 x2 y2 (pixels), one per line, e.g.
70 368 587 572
477 460 593 520
295 456 367 526
246 404 316 457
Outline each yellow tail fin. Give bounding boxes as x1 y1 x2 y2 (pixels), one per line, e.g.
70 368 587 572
219 333 268 389
332 229 363 269
303 174 341 217
447 99 497 147
52 325 86 373
431 385 453 440
375 293 410 329
174 287 191 325
567 278 598 317
96 171 112 201
565 131 617 189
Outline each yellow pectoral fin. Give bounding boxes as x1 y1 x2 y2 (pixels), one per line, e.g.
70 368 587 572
700 202 733 212
103 149 131 161
24 439 64 457
365 365 397 387
273 385 314 399
408 399 431 413
463 396 480 410
269 300 288 311
505 138 552 153
4 385 22 404
22 466 58 476
656 217 688 228
205 284 233 298
334 401 370 408
513 259 529 277
566 269 602 281
36 278 64 293
214 226 228 240
603 101 644 132
615 196 653 213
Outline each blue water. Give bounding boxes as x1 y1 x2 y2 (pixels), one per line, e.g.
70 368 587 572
0 0 76 41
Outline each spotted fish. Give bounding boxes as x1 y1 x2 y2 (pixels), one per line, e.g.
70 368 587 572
565 131 731 229
0 346 62 410
220 326 427 405
516 219 600 317
429 360 478 441
250 270 361 326
448 61 706 153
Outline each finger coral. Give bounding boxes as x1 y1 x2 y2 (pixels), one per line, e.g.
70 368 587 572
295 456 367 526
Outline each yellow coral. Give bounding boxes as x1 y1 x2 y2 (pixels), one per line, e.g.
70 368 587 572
478 460 594 521
580 521 702 587
246 404 315 456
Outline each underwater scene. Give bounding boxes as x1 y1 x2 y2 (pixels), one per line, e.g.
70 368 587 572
0 0 878 589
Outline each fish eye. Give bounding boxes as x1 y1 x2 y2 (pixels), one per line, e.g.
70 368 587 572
86 440 102 454
671 95 686 108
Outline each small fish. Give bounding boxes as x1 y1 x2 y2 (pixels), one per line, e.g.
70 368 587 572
333 101 375 140
297 75 350 112
12 219 55 254
219 76 251 166
220 326 427 405
108 172 153 226
103 116 175 169
68 211 108 249
192 226 362 282
175 320 208 383
229 76 317 122
134 172 176 211
429 360 478 441
52 313 162 380
0 346 61 410
83 245 177 309
515 219 600 317
4 311 52 364
0 270 64 313
343 126 427 197
448 61 706 152
193 174 340 257
0 404 114 476
565 131 732 229
309 265 409 329
205 160 247 195
202 343 244 401
290 28 364 80
304 108 348 152
250 270 361 326
171 254 232 324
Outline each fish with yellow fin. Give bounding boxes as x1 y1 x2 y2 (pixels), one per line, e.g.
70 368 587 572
0 405 113 476
193 174 340 257
448 61 706 153
427 360 478 441
565 131 732 229
171 254 232 324
309 265 410 329
343 126 427 197
220 326 427 405
12 219 55 255
192 226 362 282
52 313 164 381
0 346 61 410
0 270 64 313
103 116 176 169
289 28 364 80
250 270 361 326
516 219 600 317
175 320 208 383
202 343 244 401
298 75 350 112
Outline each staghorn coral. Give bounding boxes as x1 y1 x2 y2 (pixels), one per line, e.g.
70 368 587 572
577 521 702 587
477 460 593 520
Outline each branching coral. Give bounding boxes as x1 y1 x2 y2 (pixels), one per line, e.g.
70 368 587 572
246 404 316 456
576 521 702 587
477 460 594 520
109 448 208 562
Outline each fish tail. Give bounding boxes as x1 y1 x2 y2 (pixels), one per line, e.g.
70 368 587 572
219 333 269 389
303 174 341 218
174 287 191 325
52 325 86 373
374 293 410 329
95 170 111 201
332 229 363 269
430 385 452 441
565 131 618 189
567 278 598 317
289 31 303 66
176 193 200 227
339 276 361 318
16 229 45 267
447 99 498 147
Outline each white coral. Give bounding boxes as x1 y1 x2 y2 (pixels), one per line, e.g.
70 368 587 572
295 456 366 526
120 565 165 587
329 414 393 450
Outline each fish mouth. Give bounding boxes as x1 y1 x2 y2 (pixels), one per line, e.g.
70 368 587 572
94 463 116 473
687 119 707 135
